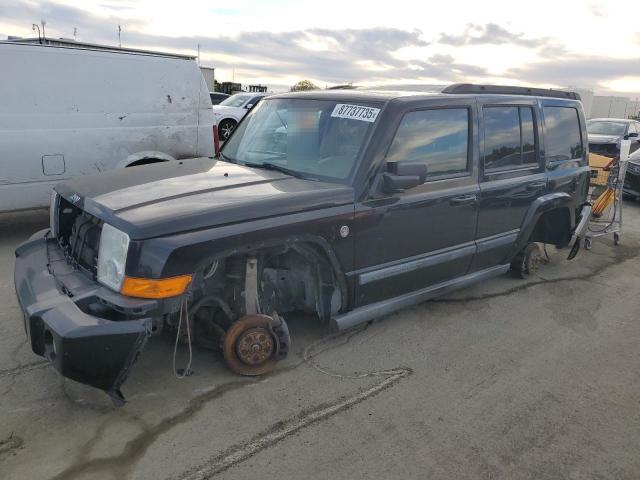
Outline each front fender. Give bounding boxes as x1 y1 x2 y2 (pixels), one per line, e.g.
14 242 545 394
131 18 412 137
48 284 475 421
513 192 574 254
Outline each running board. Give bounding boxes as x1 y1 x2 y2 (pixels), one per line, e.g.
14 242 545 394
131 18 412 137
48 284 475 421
331 264 510 331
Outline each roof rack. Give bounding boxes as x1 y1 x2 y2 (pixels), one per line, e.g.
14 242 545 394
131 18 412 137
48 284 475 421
442 83 581 101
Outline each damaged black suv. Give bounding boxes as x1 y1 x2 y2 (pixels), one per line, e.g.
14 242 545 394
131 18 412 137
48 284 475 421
14 84 592 402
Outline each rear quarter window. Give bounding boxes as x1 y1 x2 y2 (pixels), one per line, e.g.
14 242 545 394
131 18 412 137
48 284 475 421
543 106 583 162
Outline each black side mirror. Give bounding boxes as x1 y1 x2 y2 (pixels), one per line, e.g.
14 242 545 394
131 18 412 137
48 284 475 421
627 132 639 138
382 162 427 193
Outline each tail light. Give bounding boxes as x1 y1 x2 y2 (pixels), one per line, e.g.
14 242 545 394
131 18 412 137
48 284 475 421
213 125 220 156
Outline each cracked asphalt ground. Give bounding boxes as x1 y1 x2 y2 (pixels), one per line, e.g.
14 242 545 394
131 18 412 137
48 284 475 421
1 204 640 480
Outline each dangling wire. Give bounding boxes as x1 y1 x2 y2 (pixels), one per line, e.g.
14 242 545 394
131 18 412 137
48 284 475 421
173 295 193 378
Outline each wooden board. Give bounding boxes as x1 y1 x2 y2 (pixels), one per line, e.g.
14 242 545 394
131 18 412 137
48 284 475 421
589 153 614 186
589 153 613 168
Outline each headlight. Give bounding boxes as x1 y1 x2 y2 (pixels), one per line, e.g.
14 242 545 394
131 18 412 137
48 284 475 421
97 223 130 291
49 191 60 237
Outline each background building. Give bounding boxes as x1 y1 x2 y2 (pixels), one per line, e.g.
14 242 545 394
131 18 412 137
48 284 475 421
563 87 594 118
200 66 216 92
591 96 633 119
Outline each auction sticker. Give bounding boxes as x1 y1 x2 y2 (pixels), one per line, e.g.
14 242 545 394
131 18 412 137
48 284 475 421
331 104 380 123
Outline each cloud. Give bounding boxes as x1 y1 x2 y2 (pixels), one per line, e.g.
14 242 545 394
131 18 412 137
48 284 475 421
508 55 640 89
429 54 454 64
3 0 145 41
438 23 551 49
588 2 606 17
2 0 638 94
2 0 481 84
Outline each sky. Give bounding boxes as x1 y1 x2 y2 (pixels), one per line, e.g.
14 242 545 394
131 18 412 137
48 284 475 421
1 0 639 96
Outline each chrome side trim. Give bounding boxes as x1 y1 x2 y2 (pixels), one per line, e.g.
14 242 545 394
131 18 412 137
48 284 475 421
349 230 519 286
357 243 476 286
332 264 509 331
476 229 520 254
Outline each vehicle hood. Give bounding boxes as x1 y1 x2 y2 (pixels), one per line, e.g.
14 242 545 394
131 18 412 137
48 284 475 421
55 158 354 239
588 134 620 144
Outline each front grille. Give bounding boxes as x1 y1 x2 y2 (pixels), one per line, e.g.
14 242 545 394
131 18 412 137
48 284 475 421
55 197 102 277
627 162 640 176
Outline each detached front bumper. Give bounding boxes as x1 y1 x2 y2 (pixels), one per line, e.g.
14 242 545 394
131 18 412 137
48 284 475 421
14 230 158 402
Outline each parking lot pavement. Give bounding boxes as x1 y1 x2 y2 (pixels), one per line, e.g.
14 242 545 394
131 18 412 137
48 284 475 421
1 205 640 480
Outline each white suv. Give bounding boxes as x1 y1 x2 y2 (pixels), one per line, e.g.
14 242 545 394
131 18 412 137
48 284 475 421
212 93 269 140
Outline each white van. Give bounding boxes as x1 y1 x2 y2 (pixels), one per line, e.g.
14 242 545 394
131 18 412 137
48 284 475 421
0 42 215 212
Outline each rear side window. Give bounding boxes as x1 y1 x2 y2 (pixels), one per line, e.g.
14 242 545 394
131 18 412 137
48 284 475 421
386 108 469 178
543 107 583 161
483 106 538 171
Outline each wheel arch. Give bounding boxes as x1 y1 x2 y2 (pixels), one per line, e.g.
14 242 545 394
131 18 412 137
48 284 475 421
190 235 350 321
116 151 177 168
513 192 575 254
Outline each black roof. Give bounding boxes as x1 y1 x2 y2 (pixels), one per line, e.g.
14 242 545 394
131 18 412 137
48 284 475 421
268 84 583 104
443 83 581 100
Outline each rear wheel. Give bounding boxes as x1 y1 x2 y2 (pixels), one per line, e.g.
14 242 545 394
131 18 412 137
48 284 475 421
223 315 278 376
511 242 543 279
218 119 237 141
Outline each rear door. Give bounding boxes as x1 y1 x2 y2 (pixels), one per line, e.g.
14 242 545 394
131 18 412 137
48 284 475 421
471 99 547 271
352 101 480 306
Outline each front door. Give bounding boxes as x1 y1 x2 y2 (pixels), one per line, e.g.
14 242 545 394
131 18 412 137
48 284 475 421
352 103 479 307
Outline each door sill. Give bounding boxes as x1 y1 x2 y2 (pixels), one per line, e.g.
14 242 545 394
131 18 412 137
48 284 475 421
332 264 509 331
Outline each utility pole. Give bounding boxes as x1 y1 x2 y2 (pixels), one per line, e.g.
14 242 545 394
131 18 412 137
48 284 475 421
118 25 122 47
32 24 41 44
41 20 46 41
73 27 77 41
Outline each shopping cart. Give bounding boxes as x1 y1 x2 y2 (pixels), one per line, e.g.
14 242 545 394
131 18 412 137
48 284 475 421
585 139 631 249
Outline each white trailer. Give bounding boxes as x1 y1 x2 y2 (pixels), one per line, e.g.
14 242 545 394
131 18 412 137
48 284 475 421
0 42 214 212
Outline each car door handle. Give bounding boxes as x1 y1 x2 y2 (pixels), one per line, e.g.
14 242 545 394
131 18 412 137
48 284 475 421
526 181 547 191
450 195 477 206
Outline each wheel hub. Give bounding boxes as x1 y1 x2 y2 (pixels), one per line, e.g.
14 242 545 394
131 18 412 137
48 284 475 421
527 252 542 273
235 327 274 366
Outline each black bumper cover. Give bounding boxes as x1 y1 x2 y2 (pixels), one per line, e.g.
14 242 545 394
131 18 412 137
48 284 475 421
624 166 640 198
14 230 154 401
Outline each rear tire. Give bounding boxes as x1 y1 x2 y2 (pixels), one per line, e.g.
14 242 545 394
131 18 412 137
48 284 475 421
511 243 543 279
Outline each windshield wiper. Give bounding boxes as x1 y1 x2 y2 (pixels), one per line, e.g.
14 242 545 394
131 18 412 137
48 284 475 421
243 161 302 178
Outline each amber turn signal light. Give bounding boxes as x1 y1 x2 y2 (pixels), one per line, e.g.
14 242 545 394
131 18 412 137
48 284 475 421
120 275 192 299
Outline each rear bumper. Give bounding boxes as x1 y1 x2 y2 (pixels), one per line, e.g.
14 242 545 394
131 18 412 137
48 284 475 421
14 230 157 399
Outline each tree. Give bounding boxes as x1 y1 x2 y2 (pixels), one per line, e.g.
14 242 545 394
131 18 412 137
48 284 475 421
290 80 319 92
